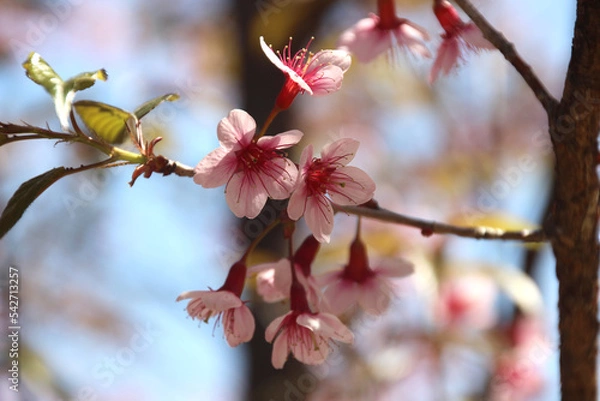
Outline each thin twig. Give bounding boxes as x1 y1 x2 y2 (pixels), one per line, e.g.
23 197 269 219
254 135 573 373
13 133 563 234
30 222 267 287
336 204 547 242
453 0 559 115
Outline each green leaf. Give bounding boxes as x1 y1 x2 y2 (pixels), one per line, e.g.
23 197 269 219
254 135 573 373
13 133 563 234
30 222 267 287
63 69 108 93
74 100 134 144
134 93 179 120
22 53 108 130
0 167 71 239
22 52 63 98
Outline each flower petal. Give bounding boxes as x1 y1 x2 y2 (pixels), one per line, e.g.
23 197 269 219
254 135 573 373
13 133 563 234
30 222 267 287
323 279 359 315
224 304 255 347
261 157 298 199
225 171 269 218
287 179 309 220
338 16 393 63
320 138 360 166
193 148 238 188
217 109 256 149
257 129 303 150
395 21 432 58
304 194 334 243
430 37 461 83
200 290 242 310
460 23 494 50
265 311 292 342
271 330 290 369
305 65 345 96
327 166 376 206
307 49 352 74
374 257 414 278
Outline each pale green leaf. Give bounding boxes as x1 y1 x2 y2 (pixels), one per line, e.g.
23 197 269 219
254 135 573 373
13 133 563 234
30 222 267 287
134 93 179 120
0 167 70 239
22 52 63 98
74 100 133 144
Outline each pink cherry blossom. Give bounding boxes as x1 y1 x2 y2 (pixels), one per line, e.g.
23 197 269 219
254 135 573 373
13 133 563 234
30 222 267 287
287 139 376 243
338 13 430 63
435 273 498 330
429 0 495 83
176 289 255 347
265 310 353 368
319 237 414 315
176 261 255 347
260 36 351 109
194 109 302 219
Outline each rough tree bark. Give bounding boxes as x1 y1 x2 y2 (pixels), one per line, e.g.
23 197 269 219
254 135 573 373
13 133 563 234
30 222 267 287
548 1 600 400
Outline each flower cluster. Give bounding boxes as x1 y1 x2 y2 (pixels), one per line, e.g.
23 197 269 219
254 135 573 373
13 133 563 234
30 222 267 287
338 0 495 81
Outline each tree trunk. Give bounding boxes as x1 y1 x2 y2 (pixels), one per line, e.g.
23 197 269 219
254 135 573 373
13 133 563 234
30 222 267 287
548 2 600 400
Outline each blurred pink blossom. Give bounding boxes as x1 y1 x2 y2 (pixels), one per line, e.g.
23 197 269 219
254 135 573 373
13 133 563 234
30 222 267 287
435 273 498 330
194 109 302 218
320 237 414 315
429 0 495 82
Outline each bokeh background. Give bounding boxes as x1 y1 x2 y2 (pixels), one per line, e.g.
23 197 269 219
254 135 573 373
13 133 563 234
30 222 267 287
0 0 574 400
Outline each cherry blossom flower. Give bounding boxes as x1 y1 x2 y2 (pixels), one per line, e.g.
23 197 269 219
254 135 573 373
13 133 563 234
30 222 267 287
435 273 498 330
176 261 255 347
429 0 495 83
337 0 430 63
320 236 414 315
288 138 376 243
194 109 302 219
260 36 351 109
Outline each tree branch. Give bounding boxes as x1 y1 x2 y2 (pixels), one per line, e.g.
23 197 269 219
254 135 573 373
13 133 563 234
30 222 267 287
336 204 546 242
453 0 559 115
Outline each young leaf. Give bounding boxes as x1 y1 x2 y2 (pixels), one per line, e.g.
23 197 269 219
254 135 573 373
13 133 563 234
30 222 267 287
22 52 108 130
134 93 179 120
74 100 134 144
0 167 71 239
22 52 63 98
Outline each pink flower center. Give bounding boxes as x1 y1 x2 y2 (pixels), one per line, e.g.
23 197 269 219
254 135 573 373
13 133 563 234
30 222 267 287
434 0 464 36
235 143 282 174
376 0 401 31
305 160 337 196
276 77 303 110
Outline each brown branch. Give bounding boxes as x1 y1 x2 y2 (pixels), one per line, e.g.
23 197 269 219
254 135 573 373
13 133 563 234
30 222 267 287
336 204 546 242
452 0 559 115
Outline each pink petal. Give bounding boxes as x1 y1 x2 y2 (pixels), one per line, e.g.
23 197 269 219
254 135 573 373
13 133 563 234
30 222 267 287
297 144 314 174
357 278 391 315
224 304 255 347
317 269 343 286
305 194 334 243
395 22 431 58
260 157 298 199
307 49 352 74
374 257 414 278
271 330 290 369
320 138 360 166
251 259 291 303
430 37 461 83
298 313 353 343
305 64 345 96
193 148 237 188
257 129 303 150
338 16 392 63
265 312 291 342
287 179 309 220
225 171 269 218
200 290 242 310
323 279 359 315
327 166 376 206
460 23 494 50
176 289 209 302
217 109 256 149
